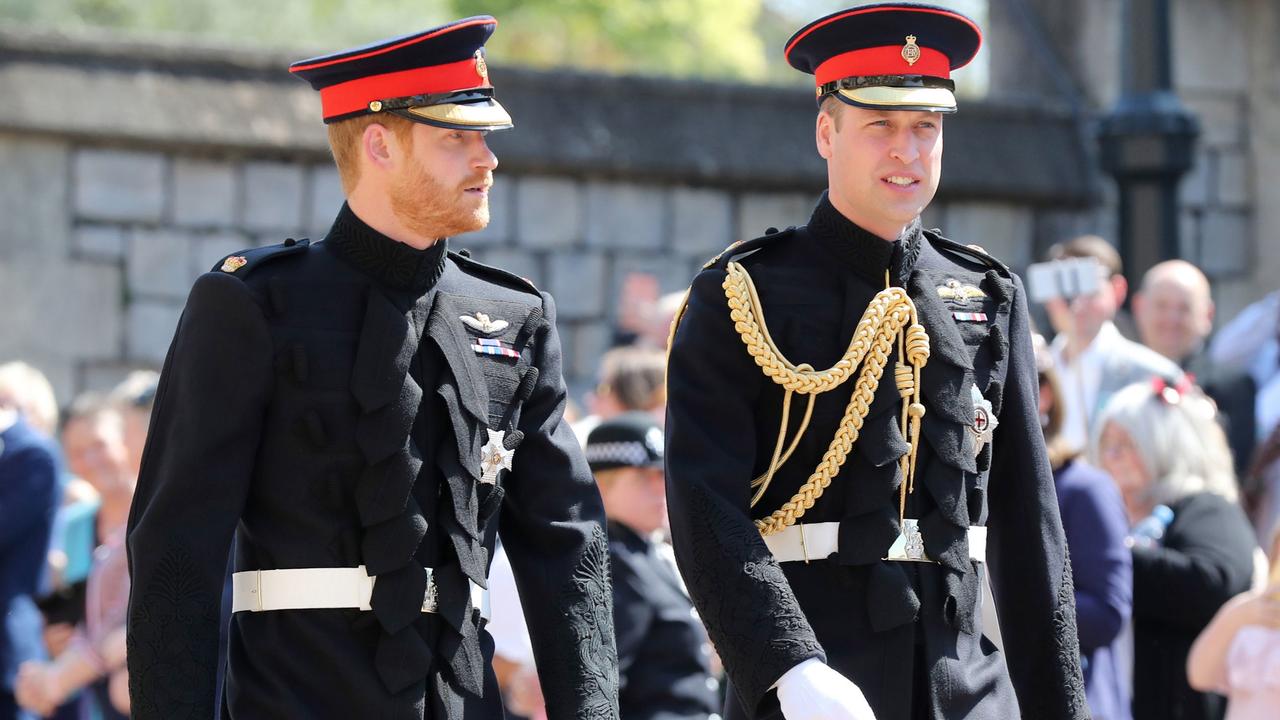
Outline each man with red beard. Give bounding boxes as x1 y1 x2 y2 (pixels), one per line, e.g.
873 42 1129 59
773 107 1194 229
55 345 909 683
126 17 618 720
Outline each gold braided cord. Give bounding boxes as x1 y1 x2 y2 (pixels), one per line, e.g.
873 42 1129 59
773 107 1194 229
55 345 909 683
722 261 930 536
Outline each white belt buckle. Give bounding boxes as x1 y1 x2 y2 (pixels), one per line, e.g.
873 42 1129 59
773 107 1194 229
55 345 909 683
883 518 936 563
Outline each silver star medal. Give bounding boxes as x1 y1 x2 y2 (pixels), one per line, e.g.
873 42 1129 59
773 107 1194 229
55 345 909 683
479 428 514 484
970 384 999 457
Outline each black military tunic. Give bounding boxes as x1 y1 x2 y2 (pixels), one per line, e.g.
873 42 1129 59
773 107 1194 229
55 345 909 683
665 194 1087 720
126 204 619 719
608 521 719 720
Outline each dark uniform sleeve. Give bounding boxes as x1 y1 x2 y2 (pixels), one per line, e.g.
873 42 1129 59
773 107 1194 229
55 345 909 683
665 268 825 715
500 291 620 720
986 275 1089 720
126 272 273 720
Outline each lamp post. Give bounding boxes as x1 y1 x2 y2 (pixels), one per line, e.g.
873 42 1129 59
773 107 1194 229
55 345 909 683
1096 0 1199 279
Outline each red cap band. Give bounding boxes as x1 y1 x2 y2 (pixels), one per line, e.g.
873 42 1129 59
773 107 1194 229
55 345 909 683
814 45 950 87
317 56 490 120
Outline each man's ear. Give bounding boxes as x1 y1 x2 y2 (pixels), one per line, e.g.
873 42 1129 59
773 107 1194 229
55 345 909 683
816 110 835 160
362 122 398 172
1112 274 1129 306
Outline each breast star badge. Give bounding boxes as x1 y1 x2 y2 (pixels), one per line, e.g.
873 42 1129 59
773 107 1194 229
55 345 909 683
479 429 514 484
220 256 247 273
969 384 999 457
460 312 509 337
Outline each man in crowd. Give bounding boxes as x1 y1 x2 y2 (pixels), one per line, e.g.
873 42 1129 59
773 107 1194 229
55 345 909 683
585 413 719 719
665 4 1087 719
1132 259 1256 475
1045 235 1181 452
126 16 617 719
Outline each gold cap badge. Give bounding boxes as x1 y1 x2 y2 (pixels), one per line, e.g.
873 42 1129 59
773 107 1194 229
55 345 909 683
220 256 247 273
474 49 488 82
368 100 383 112
902 35 921 66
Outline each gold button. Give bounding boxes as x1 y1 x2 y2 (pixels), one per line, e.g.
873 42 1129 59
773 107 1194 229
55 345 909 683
368 100 383 112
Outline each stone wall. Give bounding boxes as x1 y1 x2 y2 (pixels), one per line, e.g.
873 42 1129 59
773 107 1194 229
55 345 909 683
0 22 1147 407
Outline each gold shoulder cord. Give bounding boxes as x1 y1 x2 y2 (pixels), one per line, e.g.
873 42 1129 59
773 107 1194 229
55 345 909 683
722 262 930 536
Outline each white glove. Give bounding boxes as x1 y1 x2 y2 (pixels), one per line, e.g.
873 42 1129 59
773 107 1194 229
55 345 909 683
775 658 878 720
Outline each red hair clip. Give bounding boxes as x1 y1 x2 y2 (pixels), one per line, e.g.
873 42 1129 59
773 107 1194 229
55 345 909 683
1152 374 1194 405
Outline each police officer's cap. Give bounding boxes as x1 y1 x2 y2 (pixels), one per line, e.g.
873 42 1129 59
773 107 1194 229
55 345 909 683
584 412 665 474
786 2 982 114
289 16 513 131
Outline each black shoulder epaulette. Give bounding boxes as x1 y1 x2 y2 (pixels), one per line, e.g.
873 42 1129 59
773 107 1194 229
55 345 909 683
701 226 797 270
213 237 310 276
924 229 1011 277
449 250 540 295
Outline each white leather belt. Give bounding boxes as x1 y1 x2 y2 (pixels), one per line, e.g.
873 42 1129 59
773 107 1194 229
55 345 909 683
231 565 490 620
764 521 988 564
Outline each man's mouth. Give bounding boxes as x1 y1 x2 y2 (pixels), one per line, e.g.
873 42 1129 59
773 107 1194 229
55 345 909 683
883 175 919 187
463 178 492 195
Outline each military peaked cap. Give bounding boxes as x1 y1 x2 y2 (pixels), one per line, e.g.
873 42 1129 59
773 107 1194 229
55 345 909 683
786 2 982 113
289 16 513 130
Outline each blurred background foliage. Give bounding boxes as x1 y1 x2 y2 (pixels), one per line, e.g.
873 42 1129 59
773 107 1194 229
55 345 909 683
0 0 985 90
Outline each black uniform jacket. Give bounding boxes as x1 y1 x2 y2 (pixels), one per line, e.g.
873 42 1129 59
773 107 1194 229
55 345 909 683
608 522 718 720
126 205 619 720
665 195 1088 720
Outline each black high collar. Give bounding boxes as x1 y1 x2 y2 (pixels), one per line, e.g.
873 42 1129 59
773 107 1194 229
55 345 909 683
807 192 923 287
323 203 448 295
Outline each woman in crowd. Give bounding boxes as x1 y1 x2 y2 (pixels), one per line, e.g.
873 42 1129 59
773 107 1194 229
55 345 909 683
15 394 138 719
1033 335 1133 720
1091 378 1258 720
1186 527 1280 720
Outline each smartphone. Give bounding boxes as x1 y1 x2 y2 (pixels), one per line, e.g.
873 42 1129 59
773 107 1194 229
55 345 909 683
1026 257 1103 304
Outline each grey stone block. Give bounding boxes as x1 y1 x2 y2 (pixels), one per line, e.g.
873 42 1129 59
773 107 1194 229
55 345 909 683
82 362 157 394
74 225 126 261
471 248 543 287
0 134 71 258
546 251 607 320
0 259 123 380
242 161 305 233
1174 1 1248 93
585 181 666 250
1198 210 1249 278
940 202 1035 270
73 148 165 223
1179 148 1211 208
736 192 816 240
191 231 251 276
172 157 236 227
515 176 582 249
307 165 345 234
127 300 184 365
672 187 734 259
128 228 194 299
1198 211 1250 277
1215 149 1250 208
566 321 613 384
1183 93 1246 149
